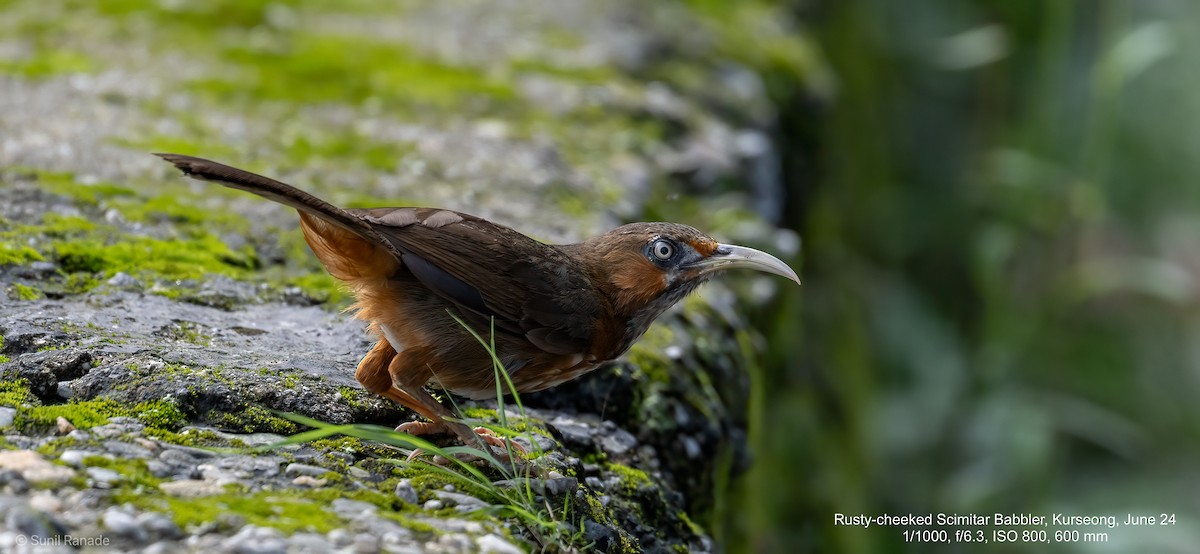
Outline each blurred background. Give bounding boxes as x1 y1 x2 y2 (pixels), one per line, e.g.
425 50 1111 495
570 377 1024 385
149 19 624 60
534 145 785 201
4 0 1200 552
741 0 1200 552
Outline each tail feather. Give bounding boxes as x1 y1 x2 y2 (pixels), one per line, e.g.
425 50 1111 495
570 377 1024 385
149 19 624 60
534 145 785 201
155 153 391 251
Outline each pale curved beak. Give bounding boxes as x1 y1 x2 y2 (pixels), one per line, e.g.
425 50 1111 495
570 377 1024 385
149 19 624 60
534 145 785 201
688 244 800 285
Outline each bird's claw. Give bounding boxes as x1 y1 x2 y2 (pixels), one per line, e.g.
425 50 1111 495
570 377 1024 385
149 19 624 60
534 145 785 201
395 421 526 463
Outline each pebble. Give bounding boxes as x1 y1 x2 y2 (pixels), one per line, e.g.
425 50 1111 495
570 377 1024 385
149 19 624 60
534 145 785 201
55 416 76 434
60 449 105 467
477 533 524 554
222 525 287 554
291 475 326 487
86 466 121 488
158 479 226 498
284 462 327 477
434 491 489 512
28 491 62 513
0 408 16 428
0 450 74 485
104 507 149 542
422 499 444 511
394 479 419 505
331 498 376 518
138 512 182 540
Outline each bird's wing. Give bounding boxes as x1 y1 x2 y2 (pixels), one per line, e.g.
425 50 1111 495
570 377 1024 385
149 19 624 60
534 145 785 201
350 207 599 356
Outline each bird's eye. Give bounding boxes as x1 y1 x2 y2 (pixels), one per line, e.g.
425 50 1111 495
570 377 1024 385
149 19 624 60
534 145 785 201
650 239 675 261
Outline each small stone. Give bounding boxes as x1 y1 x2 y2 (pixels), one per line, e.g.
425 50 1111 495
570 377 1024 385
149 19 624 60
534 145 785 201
597 425 637 456
476 533 523 554
28 492 62 513
86 466 121 488
134 438 161 452
57 381 75 400
7 507 63 542
346 466 370 479
434 491 489 512
103 440 154 460
327 529 353 548
353 532 380 552
544 477 578 497
331 498 376 518
442 484 456 492
1 470 30 494
137 512 182 540
159 479 225 498
292 475 327 487
422 499 444 511
283 462 327 477
584 519 617 552
56 416 76 434
104 508 149 542
60 449 101 467
0 407 16 428
394 479 419 505
106 272 142 290
0 450 75 485
222 525 287 554
288 532 331 554
435 533 473 551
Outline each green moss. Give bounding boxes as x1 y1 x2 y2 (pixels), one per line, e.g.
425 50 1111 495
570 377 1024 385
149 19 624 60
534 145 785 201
9 392 185 433
132 399 187 430
162 321 212 346
52 232 257 278
0 170 339 304
626 325 676 385
336 387 368 412
142 489 341 534
20 399 124 430
607 463 653 496
0 48 95 78
0 335 9 365
195 35 514 111
216 405 299 434
9 283 43 301
0 242 45 266
0 380 36 407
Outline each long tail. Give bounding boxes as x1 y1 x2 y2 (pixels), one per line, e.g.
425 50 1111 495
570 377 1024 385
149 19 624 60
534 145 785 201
155 153 386 245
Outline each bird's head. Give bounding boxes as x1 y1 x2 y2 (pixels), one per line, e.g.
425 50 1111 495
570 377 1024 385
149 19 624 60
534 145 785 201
576 222 799 350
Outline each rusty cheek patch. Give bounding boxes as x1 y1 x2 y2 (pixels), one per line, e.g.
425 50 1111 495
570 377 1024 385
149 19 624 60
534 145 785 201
608 252 668 310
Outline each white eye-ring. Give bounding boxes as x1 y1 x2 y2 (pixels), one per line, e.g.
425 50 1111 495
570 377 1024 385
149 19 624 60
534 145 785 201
650 239 675 261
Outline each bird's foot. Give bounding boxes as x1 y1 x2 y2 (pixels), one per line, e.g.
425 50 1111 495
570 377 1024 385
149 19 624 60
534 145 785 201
395 421 525 463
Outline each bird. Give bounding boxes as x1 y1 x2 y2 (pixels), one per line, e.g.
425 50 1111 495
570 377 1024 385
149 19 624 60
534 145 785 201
155 153 800 449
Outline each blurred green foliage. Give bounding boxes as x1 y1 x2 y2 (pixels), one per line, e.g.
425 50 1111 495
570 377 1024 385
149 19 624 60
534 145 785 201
732 1 1200 552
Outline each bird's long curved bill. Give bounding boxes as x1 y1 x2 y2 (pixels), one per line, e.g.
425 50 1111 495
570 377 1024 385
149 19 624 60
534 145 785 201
691 244 800 284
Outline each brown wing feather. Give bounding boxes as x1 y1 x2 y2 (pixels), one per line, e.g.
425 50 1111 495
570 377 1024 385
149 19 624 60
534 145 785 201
347 207 600 355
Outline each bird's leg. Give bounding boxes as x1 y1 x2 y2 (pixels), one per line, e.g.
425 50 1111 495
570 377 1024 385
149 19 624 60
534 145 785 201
355 340 463 435
356 340 519 455
385 350 517 453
